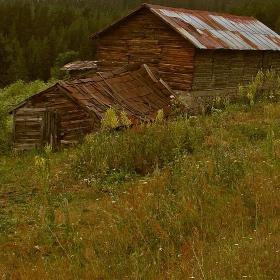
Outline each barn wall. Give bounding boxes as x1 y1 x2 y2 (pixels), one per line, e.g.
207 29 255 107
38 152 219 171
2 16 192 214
177 49 280 113
192 50 280 91
13 88 95 150
97 8 195 91
262 51 280 74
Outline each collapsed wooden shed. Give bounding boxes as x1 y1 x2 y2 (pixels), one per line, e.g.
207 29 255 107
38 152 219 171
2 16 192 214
89 3 280 108
9 64 174 150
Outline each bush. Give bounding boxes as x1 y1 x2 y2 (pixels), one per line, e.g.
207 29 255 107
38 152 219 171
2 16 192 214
72 120 193 182
238 70 280 105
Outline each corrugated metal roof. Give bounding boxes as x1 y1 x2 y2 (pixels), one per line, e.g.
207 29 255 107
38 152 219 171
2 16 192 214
89 3 280 51
60 61 97 71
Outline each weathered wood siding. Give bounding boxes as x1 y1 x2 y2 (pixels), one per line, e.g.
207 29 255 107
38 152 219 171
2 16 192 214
13 108 46 150
13 88 95 150
97 9 195 91
68 69 97 79
192 50 280 91
176 49 280 113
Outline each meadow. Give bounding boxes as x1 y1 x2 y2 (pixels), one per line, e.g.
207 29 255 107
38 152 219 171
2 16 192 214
0 74 280 279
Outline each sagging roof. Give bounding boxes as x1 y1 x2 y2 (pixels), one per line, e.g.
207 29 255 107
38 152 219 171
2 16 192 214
60 61 97 71
11 65 174 122
89 3 280 51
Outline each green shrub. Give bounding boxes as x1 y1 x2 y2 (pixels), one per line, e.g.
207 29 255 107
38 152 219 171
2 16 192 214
72 120 193 182
238 70 280 105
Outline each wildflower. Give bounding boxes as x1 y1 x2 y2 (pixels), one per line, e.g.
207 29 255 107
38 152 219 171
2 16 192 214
101 107 119 130
120 110 132 127
215 96 221 107
247 91 254 105
155 109 164 122
238 84 244 98
44 144 52 155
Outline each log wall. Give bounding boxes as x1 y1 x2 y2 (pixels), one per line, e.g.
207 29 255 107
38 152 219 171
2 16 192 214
13 108 46 150
183 49 280 112
97 9 195 91
13 88 95 150
192 50 280 91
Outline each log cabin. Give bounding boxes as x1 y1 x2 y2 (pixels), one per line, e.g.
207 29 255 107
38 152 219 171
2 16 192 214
89 3 280 108
9 64 174 150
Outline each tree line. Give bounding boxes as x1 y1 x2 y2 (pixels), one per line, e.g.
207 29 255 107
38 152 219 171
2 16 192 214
0 0 279 88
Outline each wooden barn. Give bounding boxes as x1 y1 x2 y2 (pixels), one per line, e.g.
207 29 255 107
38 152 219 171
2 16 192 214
9 64 174 150
89 3 280 107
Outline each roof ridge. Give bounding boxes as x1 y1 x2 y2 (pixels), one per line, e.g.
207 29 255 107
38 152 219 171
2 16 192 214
88 3 280 51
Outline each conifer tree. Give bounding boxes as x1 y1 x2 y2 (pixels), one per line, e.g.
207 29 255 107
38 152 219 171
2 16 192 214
0 33 13 87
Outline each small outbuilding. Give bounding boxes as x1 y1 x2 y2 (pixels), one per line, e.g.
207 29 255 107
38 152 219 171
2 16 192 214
60 61 97 79
9 64 175 150
89 3 280 107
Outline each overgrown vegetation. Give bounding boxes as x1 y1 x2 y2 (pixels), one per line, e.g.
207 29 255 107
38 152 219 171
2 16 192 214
74 119 192 183
1 73 280 278
238 69 280 105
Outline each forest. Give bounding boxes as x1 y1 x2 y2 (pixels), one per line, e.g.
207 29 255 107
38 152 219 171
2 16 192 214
0 0 280 88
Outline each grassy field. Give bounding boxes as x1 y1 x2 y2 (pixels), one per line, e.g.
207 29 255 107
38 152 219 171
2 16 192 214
1 100 280 279
0 74 280 279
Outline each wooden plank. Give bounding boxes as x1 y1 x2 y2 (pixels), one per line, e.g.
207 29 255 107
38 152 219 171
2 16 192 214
97 8 196 92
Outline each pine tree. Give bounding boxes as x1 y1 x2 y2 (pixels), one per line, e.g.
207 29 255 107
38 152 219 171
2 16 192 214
0 33 13 87
51 51 79 79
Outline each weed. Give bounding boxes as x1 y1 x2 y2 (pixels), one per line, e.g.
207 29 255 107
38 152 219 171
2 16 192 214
120 110 132 127
1 73 280 279
237 70 280 105
155 108 164 122
72 119 193 181
101 107 119 130
34 145 54 227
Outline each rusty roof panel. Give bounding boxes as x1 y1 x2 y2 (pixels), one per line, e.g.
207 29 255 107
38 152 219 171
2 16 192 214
89 4 280 51
148 4 280 50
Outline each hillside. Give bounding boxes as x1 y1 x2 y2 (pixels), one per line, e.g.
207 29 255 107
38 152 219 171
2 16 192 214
1 93 280 278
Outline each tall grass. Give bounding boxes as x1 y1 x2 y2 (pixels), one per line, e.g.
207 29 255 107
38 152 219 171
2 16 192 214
1 73 280 278
238 69 280 105
73 119 193 183
1 100 280 279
